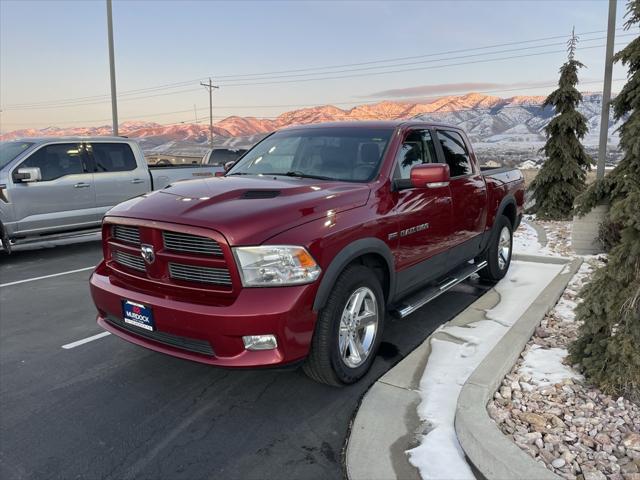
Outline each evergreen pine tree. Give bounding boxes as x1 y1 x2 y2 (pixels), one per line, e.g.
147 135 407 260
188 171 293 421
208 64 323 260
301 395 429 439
529 30 592 220
569 0 640 402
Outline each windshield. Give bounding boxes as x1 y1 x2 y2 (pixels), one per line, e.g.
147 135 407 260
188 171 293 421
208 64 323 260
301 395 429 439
227 127 393 182
0 141 34 170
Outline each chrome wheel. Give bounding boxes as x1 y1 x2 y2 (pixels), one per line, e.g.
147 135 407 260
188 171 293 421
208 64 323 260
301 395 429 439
497 226 511 270
338 287 379 368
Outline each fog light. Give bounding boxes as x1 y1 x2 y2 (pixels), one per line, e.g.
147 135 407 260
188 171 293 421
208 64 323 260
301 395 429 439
243 335 278 351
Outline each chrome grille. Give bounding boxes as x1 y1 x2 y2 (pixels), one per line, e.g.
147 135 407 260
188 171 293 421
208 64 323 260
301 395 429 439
169 263 231 286
112 225 141 245
113 250 146 272
163 231 222 256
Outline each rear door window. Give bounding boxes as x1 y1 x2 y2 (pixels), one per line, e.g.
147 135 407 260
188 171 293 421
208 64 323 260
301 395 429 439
436 130 473 177
19 143 85 181
89 143 137 172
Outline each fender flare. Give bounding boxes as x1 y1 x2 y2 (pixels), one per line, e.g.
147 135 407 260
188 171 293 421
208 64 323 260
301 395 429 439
497 194 518 228
480 194 517 253
496 193 518 218
312 237 395 312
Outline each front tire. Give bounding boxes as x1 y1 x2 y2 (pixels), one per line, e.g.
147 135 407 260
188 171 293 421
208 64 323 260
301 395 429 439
303 265 385 386
478 215 513 282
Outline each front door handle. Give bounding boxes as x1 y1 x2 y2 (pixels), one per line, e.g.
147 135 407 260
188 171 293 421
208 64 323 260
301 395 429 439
74 182 91 188
131 178 144 184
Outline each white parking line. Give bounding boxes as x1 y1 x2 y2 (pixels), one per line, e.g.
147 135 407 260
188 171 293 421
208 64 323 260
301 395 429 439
0 266 95 288
62 331 111 349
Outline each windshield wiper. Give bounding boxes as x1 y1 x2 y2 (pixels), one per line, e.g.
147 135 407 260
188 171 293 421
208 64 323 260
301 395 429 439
262 171 334 181
226 172 253 176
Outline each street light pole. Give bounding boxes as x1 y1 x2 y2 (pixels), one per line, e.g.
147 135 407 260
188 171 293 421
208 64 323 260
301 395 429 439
106 0 119 136
597 0 617 179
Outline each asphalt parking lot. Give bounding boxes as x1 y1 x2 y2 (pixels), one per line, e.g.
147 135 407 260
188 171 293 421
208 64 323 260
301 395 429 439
0 237 490 480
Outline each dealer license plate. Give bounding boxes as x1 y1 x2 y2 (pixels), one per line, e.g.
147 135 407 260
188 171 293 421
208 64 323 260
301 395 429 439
123 300 155 331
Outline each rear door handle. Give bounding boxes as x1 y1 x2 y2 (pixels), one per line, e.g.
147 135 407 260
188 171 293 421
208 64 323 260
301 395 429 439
131 178 144 184
74 182 91 188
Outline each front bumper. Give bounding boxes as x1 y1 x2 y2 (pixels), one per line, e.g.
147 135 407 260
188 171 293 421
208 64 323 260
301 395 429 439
90 261 319 367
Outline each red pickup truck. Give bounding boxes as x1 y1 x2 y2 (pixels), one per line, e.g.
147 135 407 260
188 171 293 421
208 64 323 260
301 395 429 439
90 121 524 386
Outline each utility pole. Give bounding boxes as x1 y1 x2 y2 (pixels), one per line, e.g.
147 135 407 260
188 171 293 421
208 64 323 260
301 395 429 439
193 104 198 124
597 0 617 179
200 78 219 148
106 0 119 136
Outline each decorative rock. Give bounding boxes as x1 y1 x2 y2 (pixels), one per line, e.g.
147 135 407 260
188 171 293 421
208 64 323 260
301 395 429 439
484 238 639 480
500 386 512 400
583 470 607 480
545 434 563 445
488 403 511 424
623 434 640 452
621 462 639 474
519 412 548 431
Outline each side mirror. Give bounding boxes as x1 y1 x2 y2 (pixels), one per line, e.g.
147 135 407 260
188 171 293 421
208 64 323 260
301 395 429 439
223 161 236 172
14 167 42 183
410 164 450 189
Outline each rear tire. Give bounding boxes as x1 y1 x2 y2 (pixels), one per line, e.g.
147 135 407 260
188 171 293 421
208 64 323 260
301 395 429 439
303 265 385 386
478 215 513 282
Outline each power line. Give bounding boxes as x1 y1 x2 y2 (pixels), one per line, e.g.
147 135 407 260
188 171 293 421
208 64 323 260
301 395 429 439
214 34 634 84
216 42 630 87
2 39 630 112
211 29 622 79
2 27 625 109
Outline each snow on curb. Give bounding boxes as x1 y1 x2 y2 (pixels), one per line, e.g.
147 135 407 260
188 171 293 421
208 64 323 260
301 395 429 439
406 259 566 479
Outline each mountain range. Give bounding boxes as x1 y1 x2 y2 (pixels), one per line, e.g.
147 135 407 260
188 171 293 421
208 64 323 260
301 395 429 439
1 92 620 160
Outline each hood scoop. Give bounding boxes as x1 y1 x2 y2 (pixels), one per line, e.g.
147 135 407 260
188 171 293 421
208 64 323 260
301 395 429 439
241 190 281 199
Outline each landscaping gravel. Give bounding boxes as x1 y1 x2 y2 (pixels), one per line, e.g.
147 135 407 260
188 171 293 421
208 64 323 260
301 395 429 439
489 220 640 480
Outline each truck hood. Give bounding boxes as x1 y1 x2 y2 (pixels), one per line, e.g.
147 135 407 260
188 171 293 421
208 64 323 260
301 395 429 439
107 176 371 245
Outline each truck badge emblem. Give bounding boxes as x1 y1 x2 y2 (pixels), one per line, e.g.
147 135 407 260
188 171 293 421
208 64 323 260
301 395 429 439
141 244 155 264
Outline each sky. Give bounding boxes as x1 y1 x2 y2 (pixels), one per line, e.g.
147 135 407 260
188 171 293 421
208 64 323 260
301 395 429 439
0 0 633 132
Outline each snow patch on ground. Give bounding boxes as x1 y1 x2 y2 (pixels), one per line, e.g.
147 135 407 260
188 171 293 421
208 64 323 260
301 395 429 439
512 220 542 255
406 260 565 479
485 261 563 327
518 346 582 387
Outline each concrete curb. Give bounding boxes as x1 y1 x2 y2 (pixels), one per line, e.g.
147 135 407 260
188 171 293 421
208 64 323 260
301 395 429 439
455 255 583 480
346 287 501 480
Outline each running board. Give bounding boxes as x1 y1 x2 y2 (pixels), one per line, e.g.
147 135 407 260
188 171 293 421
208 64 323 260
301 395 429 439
390 260 487 319
9 228 101 246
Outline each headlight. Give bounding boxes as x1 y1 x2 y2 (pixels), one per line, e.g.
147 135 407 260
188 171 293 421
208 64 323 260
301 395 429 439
233 245 321 287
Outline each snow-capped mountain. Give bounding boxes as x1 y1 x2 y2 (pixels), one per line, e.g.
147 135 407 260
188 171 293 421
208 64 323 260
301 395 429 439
1 93 620 162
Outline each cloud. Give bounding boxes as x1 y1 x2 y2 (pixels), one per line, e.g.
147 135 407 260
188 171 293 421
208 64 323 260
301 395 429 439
364 80 571 100
365 82 505 98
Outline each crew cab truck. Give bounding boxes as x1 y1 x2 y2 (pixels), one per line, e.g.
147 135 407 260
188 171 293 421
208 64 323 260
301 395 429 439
0 137 221 252
89 121 524 386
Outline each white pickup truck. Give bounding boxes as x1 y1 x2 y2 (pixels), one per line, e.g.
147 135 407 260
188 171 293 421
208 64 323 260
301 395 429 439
0 137 222 252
